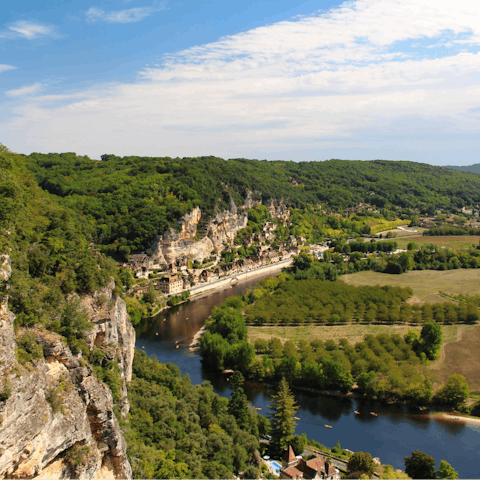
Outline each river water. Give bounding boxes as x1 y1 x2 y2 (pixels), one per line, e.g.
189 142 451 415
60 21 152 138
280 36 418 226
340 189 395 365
135 272 480 478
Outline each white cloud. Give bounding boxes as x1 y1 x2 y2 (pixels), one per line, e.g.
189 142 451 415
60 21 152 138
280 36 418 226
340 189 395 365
86 5 162 24
7 20 56 39
6 83 43 97
0 64 16 74
4 0 480 164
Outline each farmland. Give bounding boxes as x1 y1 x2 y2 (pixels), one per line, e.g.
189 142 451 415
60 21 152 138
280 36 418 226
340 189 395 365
341 269 480 304
393 234 480 250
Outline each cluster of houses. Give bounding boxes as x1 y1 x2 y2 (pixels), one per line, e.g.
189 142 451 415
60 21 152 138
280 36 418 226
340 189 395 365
278 446 341 480
122 238 309 296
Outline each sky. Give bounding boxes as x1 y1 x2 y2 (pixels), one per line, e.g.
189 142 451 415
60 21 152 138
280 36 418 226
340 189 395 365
1 0 480 164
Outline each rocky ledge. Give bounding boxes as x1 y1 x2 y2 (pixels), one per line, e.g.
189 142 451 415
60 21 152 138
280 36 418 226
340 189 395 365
0 256 133 479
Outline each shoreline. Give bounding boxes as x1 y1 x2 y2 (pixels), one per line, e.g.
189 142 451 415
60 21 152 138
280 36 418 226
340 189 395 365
432 411 480 425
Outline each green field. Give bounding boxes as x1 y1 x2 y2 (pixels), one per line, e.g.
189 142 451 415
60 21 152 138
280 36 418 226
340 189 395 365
393 235 480 250
342 269 480 304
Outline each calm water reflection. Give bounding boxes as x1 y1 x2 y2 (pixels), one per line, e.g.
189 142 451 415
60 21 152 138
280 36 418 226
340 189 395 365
136 272 480 478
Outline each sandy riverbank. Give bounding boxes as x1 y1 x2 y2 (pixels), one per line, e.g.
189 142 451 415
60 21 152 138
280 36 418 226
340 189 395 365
433 412 480 425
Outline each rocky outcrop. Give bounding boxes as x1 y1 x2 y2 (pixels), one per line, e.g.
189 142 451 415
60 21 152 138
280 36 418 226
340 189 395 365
0 256 133 479
81 281 135 415
151 202 248 265
150 196 290 265
0 256 15 375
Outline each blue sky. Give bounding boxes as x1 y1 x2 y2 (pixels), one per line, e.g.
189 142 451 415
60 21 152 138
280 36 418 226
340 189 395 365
2 0 480 164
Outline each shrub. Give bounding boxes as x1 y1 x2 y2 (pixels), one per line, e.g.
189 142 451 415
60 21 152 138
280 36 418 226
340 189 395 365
46 388 63 414
65 444 91 467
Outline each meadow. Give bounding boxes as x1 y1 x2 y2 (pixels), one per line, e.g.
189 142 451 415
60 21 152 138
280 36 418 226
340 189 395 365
341 269 480 304
393 235 480 250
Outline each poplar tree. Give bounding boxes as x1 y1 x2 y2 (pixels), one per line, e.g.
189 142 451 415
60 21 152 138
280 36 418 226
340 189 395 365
228 371 250 430
268 377 298 456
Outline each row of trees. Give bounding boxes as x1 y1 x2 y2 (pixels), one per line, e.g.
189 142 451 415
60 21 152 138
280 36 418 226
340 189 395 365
243 274 480 326
424 226 480 236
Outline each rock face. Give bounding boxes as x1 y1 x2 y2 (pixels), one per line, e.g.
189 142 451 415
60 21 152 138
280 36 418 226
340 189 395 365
151 202 248 264
0 256 133 479
81 280 135 415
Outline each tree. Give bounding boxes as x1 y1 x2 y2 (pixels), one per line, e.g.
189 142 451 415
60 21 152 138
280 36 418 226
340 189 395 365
348 452 376 478
419 322 442 360
404 450 436 479
241 465 260 479
268 377 298 456
228 372 250 431
380 465 411 479
293 252 313 271
434 374 470 405
436 460 458 479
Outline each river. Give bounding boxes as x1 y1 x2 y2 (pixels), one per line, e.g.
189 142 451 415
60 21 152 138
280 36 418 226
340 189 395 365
135 271 480 478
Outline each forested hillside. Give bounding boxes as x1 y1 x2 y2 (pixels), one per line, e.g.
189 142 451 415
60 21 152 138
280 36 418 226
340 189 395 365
23 152 480 258
444 164 480 174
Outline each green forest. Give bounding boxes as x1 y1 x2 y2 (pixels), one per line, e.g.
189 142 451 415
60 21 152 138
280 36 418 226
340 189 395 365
22 151 480 258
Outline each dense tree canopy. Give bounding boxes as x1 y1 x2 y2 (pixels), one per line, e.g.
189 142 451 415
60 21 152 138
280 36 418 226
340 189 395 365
22 151 480 258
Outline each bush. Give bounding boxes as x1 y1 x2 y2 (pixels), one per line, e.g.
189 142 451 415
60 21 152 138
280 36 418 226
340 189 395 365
0 380 11 402
65 444 91 467
46 388 63 414
16 332 44 362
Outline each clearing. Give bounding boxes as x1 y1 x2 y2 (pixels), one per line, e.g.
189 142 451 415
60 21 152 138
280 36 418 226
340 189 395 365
247 324 422 346
430 324 480 392
341 269 480 304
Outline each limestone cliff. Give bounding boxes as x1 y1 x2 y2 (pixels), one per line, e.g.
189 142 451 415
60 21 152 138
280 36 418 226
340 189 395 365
0 256 133 479
81 280 135 416
150 196 289 265
151 203 248 264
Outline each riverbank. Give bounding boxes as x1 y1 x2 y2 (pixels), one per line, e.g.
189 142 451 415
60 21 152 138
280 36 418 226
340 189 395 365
149 259 292 319
433 411 480 425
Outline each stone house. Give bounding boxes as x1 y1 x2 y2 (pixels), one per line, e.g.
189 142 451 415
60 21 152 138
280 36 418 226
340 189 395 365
289 235 297 247
127 253 153 278
157 275 183 295
280 446 340 480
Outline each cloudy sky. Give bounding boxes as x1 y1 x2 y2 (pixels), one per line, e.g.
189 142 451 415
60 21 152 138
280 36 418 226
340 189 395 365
1 0 480 164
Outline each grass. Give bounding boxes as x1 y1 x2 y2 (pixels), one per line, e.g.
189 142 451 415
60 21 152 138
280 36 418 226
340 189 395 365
248 323 460 348
394 235 480 251
430 324 480 391
247 324 423 346
341 269 480 304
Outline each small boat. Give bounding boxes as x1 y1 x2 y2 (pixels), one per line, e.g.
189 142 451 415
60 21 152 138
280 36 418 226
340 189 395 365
354 411 360 415
324 424 333 429
255 407 262 411
370 412 378 417
142 346 145 349
294 417 300 420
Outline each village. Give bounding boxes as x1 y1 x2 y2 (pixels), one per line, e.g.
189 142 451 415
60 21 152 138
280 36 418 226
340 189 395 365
121 222 330 298
117 198 480 301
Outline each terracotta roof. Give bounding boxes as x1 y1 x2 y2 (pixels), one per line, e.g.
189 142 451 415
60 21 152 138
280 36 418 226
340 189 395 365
283 445 296 464
306 458 326 473
283 466 303 479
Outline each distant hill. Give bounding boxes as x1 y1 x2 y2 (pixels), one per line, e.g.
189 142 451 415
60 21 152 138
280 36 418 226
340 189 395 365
443 164 480 174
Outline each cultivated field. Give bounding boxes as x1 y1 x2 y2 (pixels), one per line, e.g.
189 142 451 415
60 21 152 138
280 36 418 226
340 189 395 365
374 226 426 237
430 324 480 392
247 324 422 346
341 269 480 304
393 235 480 250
